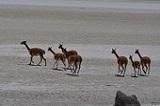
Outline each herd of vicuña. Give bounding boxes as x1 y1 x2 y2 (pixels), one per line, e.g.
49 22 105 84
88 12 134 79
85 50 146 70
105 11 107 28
20 41 151 77
21 41 82 75
112 48 151 77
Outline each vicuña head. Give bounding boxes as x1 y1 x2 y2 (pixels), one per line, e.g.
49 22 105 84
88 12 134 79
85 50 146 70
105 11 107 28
20 40 27 45
58 43 63 50
20 40 46 66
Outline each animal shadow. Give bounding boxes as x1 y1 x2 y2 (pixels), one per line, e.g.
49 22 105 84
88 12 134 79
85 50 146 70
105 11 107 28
139 74 148 77
17 63 28 66
115 74 124 77
17 63 41 67
62 67 72 71
131 75 138 78
52 68 64 71
28 64 41 66
65 73 79 77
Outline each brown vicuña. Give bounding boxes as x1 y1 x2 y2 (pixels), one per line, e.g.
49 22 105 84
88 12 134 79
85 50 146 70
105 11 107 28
129 55 141 77
20 41 46 66
58 43 78 67
135 49 151 75
112 48 128 77
48 47 66 69
68 54 82 74
58 43 78 59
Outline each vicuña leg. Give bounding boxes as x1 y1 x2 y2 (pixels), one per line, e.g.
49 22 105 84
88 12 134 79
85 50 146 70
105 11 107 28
61 59 66 68
42 55 46 66
53 60 58 69
122 64 126 77
77 62 81 74
37 56 42 66
29 56 33 65
148 64 151 75
141 64 146 74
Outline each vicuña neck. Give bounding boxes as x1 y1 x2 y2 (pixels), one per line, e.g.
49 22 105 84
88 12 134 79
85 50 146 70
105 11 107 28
24 43 30 51
130 57 134 63
113 52 119 59
62 48 67 54
137 52 142 59
49 49 55 55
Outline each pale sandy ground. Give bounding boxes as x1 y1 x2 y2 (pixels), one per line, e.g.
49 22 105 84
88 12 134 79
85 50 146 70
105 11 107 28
0 4 160 106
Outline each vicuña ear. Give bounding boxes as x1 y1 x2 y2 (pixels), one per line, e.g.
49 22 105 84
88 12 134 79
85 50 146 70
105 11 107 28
112 48 116 51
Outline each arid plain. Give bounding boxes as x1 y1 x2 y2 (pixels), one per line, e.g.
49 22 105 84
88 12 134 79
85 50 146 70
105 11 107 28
0 4 160 106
